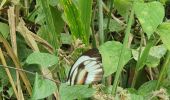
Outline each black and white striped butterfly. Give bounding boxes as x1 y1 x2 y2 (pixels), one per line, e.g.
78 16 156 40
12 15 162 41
67 48 104 85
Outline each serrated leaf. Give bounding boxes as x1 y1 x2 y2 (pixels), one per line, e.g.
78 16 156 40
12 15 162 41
157 22 170 51
31 73 57 99
134 1 164 38
26 52 58 68
99 41 131 77
59 84 95 100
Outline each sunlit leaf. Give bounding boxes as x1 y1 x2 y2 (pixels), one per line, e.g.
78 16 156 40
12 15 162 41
26 52 58 68
134 1 164 38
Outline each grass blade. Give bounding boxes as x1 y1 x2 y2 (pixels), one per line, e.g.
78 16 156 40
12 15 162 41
111 2 134 95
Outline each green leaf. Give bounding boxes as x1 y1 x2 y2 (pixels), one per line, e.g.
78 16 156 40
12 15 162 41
157 22 170 51
40 0 64 49
7 87 14 98
59 0 86 44
132 45 167 67
0 22 9 38
103 18 125 32
61 33 72 44
134 1 164 38
99 41 131 77
26 52 58 68
0 66 9 86
130 94 144 100
135 39 155 71
31 73 57 99
77 0 92 44
114 0 132 20
59 84 95 100
138 80 157 97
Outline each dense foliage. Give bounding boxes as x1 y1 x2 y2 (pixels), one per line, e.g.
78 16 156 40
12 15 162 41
0 0 170 99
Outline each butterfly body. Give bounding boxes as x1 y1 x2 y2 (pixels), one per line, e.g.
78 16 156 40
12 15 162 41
67 49 103 85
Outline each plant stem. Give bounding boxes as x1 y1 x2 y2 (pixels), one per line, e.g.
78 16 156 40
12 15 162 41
156 51 170 89
131 32 144 87
111 4 134 95
105 0 114 34
131 38 156 87
98 0 104 45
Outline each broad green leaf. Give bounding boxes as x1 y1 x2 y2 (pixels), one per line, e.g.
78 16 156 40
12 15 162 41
138 80 157 97
99 41 131 77
59 84 95 100
103 18 125 32
0 22 9 38
32 73 57 99
134 1 164 38
132 45 167 67
26 52 58 68
157 22 170 51
60 0 87 44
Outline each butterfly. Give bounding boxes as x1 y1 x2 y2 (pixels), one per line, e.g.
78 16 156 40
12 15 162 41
67 48 104 85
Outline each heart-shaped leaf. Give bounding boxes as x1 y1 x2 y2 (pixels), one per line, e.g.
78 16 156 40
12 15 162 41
134 1 164 38
99 41 131 77
31 73 57 99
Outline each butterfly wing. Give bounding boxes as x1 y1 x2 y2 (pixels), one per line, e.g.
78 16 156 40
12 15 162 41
67 49 103 85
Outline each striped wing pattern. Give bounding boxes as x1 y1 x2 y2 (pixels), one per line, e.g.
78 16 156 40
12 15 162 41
67 49 103 85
